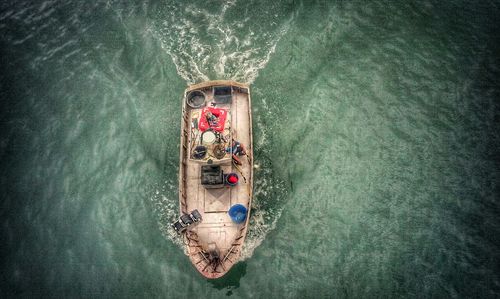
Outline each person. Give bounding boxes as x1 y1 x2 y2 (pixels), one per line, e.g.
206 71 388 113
205 111 218 126
226 140 246 165
230 140 246 156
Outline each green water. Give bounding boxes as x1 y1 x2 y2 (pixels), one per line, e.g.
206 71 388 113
1 0 499 298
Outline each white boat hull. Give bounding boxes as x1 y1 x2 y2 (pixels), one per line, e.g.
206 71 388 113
177 80 253 279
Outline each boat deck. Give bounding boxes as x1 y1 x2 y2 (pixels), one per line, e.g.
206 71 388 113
178 81 253 278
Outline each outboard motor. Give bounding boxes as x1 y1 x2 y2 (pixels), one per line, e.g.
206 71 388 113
171 209 202 234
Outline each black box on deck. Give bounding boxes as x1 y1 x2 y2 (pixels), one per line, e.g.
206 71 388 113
201 165 224 188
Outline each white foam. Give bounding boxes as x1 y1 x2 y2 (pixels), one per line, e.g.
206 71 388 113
151 1 292 84
150 183 185 250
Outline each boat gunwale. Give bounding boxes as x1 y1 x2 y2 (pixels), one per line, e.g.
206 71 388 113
186 80 249 92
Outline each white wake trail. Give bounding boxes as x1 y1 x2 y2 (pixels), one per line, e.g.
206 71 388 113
152 1 291 84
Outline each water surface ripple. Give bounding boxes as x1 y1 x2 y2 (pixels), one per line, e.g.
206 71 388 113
1 0 499 298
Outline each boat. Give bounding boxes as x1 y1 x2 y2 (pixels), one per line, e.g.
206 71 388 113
172 80 254 279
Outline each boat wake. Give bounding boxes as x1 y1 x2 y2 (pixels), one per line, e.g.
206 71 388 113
151 0 292 84
150 180 186 250
150 0 293 260
239 96 289 260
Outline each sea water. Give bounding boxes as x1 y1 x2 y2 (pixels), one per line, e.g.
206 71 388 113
1 0 499 298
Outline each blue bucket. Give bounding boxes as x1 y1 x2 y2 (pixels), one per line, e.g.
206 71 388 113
228 204 247 224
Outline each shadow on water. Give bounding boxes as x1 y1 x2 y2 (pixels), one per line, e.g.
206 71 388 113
207 262 247 296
